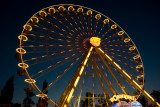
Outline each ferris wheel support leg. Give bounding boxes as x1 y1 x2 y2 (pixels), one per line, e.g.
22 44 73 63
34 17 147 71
96 47 160 107
95 48 127 95
90 57 108 98
90 57 116 96
57 47 93 107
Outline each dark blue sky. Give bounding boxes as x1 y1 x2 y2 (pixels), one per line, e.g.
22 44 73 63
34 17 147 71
0 0 160 104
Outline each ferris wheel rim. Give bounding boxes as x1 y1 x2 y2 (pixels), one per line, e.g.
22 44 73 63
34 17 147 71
17 4 145 106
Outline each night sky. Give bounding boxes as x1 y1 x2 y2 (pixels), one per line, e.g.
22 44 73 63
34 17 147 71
0 0 160 105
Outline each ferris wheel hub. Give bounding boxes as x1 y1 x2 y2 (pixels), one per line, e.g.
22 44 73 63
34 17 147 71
90 37 101 47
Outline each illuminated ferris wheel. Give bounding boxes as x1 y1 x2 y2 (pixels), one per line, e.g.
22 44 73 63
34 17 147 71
16 4 160 107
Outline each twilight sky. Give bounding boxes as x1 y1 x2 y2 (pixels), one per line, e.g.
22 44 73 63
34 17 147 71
0 0 160 105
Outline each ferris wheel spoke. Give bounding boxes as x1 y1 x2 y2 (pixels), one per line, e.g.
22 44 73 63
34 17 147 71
101 38 123 47
111 65 139 88
32 51 85 79
67 11 83 32
26 39 74 47
96 61 122 96
32 24 73 40
93 20 99 35
108 51 134 62
96 24 105 37
97 58 118 95
103 32 118 42
25 40 74 47
59 13 79 32
28 50 81 67
106 53 137 72
91 56 116 95
80 12 89 32
90 58 109 98
107 48 131 54
42 54 84 93
22 44 73 48
108 62 138 89
37 18 75 40
27 48 75 54
89 16 93 33
95 48 128 95
106 38 123 44
27 40 50 45
103 44 129 48
86 14 93 34
101 28 112 39
75 12 89 33
30 50 83 72
23 48 78 62
75 12 86 32
27 33 73 44
106 52 137 71
48 14 76 34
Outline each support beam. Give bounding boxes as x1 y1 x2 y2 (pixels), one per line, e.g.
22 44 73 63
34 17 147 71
95 48 127 95
91 57 116 95
95 47 160 107
90 58 108 98
57 47 93 107
73 96 103 99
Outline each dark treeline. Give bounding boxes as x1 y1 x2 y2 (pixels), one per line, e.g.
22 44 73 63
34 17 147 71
0 76 48 107
0 76 160 107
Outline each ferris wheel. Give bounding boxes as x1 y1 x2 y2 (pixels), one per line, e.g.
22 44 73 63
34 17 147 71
16 4 160 107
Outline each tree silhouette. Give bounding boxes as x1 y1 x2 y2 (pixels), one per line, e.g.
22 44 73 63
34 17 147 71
80 92 111 107
151 90 160 103
98 93 111 107
37 80 48 107
23 89 35 107
12 103 21 107
137 95 148 107
0 76 14 104
80 92 94 107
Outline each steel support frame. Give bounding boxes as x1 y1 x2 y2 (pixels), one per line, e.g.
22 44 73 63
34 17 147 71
90 57 116 95
57 47 93 107
90 57 108 98
96 48 127 95
95 47 160 107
